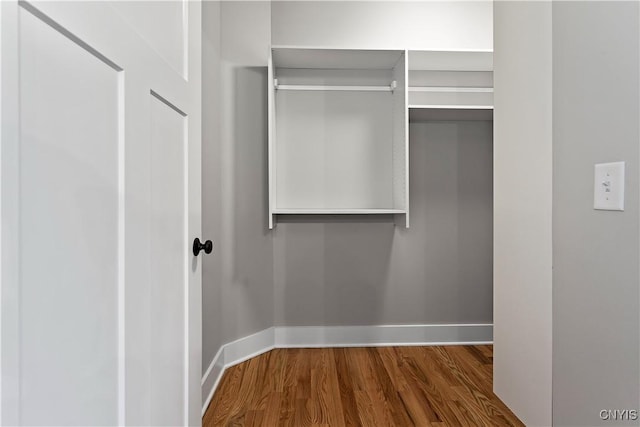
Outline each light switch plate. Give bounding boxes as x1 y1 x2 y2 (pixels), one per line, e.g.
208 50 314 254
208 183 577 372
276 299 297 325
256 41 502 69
594 161 625 211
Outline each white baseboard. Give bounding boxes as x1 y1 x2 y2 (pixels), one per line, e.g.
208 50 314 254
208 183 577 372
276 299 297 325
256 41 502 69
200 346 224 417
201 328 275 416
201 323 492 415
275 324 493 348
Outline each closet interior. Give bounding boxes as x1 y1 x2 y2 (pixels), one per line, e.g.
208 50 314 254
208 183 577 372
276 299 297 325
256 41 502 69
268 47 493 229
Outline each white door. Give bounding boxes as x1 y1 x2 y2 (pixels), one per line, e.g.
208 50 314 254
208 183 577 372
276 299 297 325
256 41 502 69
1 1 202 425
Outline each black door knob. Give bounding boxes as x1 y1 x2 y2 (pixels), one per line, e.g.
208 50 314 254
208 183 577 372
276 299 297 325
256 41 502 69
193 238 213 256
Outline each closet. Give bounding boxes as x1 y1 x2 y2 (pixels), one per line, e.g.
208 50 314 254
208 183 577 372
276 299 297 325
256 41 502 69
268 48 492 229
408 50 493 120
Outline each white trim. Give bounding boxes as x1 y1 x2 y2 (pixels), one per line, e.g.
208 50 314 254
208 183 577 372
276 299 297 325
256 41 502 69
275 324 492 348
201 345 223 388
182 114 190 426
0 3 5 423
200 346 224 418
403 49 409 228
116 70 126 427
201 323 492 416
201 328 275 416
222 327 275 368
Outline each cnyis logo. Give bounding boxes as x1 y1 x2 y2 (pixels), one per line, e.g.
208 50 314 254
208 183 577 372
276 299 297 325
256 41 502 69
599 409 639 421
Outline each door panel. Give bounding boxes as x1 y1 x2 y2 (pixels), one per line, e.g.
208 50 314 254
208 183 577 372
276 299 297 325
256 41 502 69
149 93 187 426
19 7 122 425
1 1 202 425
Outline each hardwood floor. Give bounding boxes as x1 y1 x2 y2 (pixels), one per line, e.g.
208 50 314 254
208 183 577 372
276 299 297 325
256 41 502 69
203 346 523 426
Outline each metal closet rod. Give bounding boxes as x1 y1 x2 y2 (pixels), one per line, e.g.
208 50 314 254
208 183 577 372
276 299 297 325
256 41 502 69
274 79 397 92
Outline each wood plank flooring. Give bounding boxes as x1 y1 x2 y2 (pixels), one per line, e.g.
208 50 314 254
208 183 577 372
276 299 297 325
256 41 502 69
203 346 523 426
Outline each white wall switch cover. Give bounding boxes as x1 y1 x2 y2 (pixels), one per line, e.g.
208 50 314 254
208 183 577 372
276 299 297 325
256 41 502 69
594 161 625 211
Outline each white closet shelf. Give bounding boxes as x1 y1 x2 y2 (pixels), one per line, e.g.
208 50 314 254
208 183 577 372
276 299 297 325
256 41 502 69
272 47 404 70
269 47 409 229
407 50 494 115
409 86 493 93
409 104 493 109
273 208 406 215
275 80 397 92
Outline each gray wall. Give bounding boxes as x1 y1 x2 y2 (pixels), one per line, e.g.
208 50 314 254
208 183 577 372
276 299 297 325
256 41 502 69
202 0 494 383
219 0 273 343
201 1 274 375
274 121 493 326
202 3 640 425
272 1 492 50
202 0 223 376
552 2 640 426
492 3 553 425
271 1 494 327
